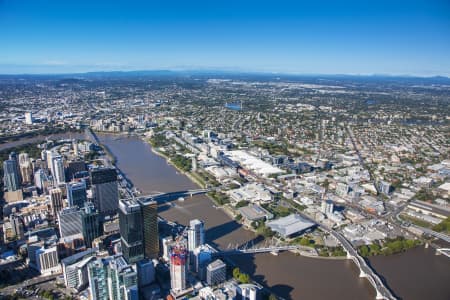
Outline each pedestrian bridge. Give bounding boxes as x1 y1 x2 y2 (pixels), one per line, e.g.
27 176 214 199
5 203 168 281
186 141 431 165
137 189 211 203
213 245 299 256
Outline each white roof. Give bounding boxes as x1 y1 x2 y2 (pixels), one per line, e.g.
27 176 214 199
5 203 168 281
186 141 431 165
438 182 450 192
267 214 315 237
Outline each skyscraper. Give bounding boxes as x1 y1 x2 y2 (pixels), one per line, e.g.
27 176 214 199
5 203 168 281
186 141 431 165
53 157 65 185
19 152 33 184
81 202 102 248
188 219 205 252
170 244 187 293
67 180 88 208
142 201 159 259
8 152 22 184
3 159 20 191
108 256 138 300
91 168 119 216
49 187 64 217
34 169 47 191
119 197 159 264
87 255 138 300
59 207 82 238
87 257 109 300
119 199 144 264
9 213 25 240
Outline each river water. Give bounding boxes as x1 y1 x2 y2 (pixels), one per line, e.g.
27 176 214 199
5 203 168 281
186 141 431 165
5 133 449 299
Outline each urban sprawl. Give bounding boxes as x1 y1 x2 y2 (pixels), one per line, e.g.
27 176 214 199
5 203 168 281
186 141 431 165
0 74 449 300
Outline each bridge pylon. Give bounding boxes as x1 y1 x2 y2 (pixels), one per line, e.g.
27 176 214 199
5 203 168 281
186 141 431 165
375 290 386 300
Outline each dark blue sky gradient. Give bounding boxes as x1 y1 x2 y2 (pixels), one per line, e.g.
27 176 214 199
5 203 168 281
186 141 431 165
0 0 449 75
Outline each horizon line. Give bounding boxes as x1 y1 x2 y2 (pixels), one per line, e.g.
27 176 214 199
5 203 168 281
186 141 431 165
0 68 449 79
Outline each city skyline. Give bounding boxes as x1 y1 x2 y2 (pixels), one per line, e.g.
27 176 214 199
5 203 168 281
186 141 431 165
1 0 449 76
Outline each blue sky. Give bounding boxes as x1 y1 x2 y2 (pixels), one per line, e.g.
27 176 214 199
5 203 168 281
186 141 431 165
0 0 449 75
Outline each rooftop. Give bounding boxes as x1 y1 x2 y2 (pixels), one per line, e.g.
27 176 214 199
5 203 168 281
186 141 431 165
267 214 315 237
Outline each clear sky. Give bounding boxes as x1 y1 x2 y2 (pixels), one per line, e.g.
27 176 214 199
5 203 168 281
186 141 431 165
0 0 449 75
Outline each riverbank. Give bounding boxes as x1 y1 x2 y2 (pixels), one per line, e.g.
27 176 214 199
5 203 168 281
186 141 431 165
145 139 206 189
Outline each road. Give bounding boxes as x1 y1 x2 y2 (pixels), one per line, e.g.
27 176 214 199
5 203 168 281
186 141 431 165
0 274 59 295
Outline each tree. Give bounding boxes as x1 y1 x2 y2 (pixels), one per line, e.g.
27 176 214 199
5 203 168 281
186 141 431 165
233 267 241 279
239 273 250 284
359 245 370 257
268 294 278 300
299 237 311 246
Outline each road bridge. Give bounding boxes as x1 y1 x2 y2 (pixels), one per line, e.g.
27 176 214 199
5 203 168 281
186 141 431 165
291 210 396 300
330 231 396 300
436 248 450 258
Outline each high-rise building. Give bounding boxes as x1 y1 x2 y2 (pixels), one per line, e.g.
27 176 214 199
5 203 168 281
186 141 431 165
136 259 155 288
108 256 138 300
119 198 159 264
18 153 33 184
50 187 64 217
81 202 102 248
87 255 138 300
53 157 65 185
119 199 144 264
8 152 22 184
59 207 82 238
67 180 87 208
188 219 205 252
206 259 226 286
170 244 187 293
35 245 60 275
72 140 79 156
34 169 46 191
45 150 55 172
91 168 119 216
321 199 334 215
5 214 25 240
67 161 87 181
193 246 212 280
142 201 159 259
162 236 174 262
3 159 20 191
87 257 109 300
62 249 97 291
237 284 260 300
